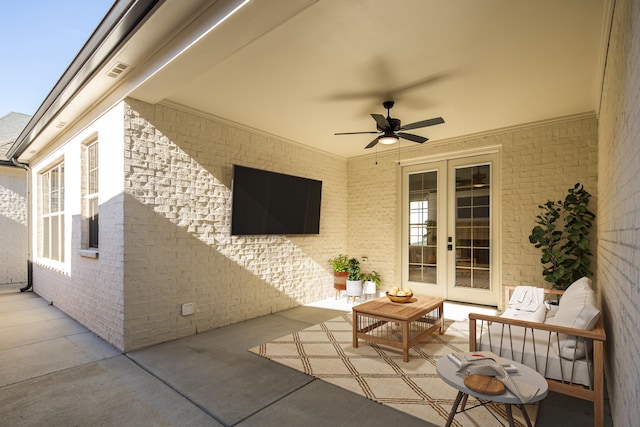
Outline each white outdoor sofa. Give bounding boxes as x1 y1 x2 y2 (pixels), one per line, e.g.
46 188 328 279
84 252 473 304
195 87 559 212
468 278 606 427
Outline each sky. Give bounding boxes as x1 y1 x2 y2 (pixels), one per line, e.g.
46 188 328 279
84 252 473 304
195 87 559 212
0 0 114 118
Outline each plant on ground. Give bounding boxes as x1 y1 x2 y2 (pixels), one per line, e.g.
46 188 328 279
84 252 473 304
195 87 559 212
528 183 595 290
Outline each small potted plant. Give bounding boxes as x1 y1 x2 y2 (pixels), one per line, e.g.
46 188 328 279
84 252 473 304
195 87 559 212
328 254 350 296
362 271 381 298
345 257 363 302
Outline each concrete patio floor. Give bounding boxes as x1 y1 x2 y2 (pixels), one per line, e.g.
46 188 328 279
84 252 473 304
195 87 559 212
0 284 612 426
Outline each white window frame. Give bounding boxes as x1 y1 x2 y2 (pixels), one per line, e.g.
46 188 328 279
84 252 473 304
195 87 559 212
86 140 99 250
40 162 65 263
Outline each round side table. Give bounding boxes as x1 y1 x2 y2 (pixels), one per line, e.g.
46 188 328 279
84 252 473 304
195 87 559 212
436 355 548 427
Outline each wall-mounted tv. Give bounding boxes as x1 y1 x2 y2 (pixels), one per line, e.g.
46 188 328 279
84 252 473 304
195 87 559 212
231 165 322 235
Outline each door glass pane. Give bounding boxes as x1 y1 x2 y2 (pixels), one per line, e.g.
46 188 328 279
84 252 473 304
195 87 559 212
408 170 437 283
454 164 490 289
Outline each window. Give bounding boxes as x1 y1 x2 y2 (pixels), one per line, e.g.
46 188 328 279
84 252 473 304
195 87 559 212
82 141 98 249
41 163 65 262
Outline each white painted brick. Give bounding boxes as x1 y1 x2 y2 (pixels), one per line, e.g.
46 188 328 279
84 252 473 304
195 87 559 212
30 105 126 351
121 99 346 350
0 167 27 284
596 0 640 424
347 115 597 297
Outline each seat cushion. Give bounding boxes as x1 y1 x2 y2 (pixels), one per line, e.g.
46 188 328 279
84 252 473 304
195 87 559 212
558 277 594 309
550 277 599 330
545 277 600 359
477 322 593 387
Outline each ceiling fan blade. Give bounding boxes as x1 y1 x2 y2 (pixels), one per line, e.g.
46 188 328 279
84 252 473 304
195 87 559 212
334 131 379 135
365 136 380 149
371 114 390 130
399 117 445 131
388 73 449 97
397 132 428 143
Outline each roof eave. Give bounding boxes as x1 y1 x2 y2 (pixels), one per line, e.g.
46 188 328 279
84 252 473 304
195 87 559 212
6 0 162 162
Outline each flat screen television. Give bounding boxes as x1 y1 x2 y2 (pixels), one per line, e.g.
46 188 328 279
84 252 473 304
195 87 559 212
231 165 322 235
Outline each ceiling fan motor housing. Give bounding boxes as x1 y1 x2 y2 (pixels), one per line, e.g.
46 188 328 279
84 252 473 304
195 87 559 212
378 117 401 132
334 99 444 149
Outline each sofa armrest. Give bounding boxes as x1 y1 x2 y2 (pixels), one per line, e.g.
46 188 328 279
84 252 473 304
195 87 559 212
468 312 606 346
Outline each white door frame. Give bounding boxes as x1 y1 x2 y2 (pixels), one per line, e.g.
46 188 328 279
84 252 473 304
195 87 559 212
445 154 500 306
400 151 501 306
401 161 448 298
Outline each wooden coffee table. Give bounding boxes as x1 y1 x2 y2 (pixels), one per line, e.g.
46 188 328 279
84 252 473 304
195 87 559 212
352 295 445 362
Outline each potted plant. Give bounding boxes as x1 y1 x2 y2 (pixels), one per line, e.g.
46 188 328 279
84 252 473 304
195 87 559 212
362 271 381 298
529 183 595 290
345 257 363 302
328 254 350 295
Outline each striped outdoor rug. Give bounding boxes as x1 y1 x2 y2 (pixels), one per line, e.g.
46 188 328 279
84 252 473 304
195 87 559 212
249 313 539 426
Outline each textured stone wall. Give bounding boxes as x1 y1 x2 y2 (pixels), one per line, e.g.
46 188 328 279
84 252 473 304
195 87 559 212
122 99 347 350
0 167 27 284
597 0 640 424
347 114 597 306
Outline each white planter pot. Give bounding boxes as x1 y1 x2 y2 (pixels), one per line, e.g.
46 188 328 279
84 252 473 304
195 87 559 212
363 280 378 296
346 279 363 297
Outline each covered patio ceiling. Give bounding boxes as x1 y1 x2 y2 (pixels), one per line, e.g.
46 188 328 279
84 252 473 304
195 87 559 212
133 0 607 158
14 0 611 161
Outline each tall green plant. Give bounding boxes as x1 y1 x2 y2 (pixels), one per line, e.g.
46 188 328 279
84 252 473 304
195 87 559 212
346 257 362 280
529 183 595 290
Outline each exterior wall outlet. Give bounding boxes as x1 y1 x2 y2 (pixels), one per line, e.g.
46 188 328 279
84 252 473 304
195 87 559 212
361 257 368 263
181 302 195 316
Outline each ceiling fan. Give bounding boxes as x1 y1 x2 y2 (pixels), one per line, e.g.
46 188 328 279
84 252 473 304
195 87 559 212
334 101 444 149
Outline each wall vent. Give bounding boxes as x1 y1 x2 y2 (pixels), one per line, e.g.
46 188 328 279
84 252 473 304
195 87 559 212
181 302 195 316
55 121 67 129
106 61 129 78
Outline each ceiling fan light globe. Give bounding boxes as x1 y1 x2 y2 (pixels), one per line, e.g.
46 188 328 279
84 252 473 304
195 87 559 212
379 135 399 145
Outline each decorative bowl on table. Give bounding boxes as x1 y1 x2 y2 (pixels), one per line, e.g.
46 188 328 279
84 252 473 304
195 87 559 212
386 288 414 303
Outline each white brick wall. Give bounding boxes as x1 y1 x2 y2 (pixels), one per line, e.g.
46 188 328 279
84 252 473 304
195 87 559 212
347 115 597 305
0 166 27 284
347 153 400 290
122 99 347 350
597 0 640 424
31 105 126 351
501 119 598 290
27 100 602 358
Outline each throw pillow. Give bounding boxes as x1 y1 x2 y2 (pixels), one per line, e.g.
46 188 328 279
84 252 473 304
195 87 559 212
545 277 600 359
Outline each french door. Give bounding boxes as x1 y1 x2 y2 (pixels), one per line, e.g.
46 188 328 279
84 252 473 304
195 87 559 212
402 154 499 306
